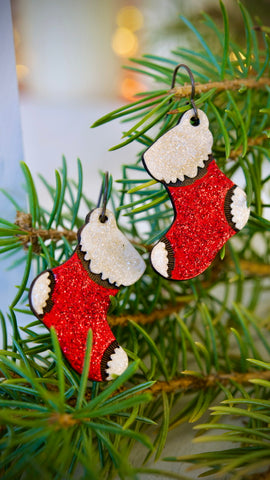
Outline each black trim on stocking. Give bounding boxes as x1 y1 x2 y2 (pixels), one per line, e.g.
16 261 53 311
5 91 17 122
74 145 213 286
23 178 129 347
100 340 119 381
76 210 121 290
142 149 213 187
76 246 120 290
150 237 175 279
162 237 175 278
164 154 214 187
29 269 55 319
224 185 240 232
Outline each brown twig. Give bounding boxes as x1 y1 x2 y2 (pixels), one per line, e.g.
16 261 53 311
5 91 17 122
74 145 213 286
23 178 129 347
245 468 270 480
229 131 270 160
236 259 270 277
69 369 270 406
2 369 270 398
2 367 270 403
14 210 270 287
170 76 270 100
147 370 270 396
108 300 186 327
15 211 77 252
18 233 270 281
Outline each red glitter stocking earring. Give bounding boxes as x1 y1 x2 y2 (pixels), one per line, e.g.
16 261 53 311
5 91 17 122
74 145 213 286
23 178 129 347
142 64 250 281
29 173 146 381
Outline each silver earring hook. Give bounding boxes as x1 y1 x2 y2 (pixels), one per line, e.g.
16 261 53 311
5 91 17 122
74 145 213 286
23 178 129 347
97 171 109 223
171 63 198 120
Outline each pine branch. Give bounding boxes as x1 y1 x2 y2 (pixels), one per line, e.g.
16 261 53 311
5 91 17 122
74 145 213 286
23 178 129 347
170 76 270 102
14 214 270 282
50 370 270 406
238 260 270 277
230 131 270 159
147 370 270 396
15 232 270 283
108 300 186 327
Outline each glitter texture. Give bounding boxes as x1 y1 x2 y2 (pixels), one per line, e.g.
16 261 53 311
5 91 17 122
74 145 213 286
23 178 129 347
162 161 238 280
230 186 250 230
35 252 120 381
79 208 146 286
29 207 146 381
143 109 213 183
142 107 250 280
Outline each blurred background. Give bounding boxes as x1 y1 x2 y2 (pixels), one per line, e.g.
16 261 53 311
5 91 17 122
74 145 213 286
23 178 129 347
9 0 270 201
5 0 270 205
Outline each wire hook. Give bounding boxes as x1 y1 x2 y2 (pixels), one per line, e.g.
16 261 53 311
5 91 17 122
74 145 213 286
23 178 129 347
171 63 198 120
97 171 109 223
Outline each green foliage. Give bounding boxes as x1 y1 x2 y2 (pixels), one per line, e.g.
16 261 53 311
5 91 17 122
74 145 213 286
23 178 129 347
0 2 270 479
169 359 270 479
0 337 153 479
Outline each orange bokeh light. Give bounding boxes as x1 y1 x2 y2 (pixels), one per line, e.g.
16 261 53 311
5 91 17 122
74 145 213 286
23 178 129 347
120 76 145 102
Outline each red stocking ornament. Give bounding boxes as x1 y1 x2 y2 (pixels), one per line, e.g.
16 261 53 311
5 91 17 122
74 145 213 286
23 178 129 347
29 206 146 381
142 107 250 280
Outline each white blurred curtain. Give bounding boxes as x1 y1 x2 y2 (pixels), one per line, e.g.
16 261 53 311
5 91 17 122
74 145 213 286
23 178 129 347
0 0 25 314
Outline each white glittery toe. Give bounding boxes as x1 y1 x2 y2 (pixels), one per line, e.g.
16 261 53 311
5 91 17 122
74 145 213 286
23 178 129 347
30 271 51 315
143 108 213 184
151 242 169 278
230 187 250 230
106 346 128 380
80 208 146 287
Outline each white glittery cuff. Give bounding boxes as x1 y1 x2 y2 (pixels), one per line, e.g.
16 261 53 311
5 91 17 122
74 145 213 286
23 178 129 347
30 271 51 316
230 186 250 230
143 108 213 184
79 208 146 287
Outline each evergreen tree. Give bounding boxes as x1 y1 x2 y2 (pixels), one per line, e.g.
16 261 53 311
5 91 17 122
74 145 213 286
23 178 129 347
1 2 270 479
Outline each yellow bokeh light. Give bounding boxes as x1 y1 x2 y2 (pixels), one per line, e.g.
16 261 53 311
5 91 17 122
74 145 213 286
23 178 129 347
112 27 138 57
117 6 143 32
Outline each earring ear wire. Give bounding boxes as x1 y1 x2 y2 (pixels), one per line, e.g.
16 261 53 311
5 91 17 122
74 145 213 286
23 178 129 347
171 63 198 121
96 171 109 223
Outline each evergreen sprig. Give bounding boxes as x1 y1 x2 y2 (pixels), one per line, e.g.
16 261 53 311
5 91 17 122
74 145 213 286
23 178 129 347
0 2 270 479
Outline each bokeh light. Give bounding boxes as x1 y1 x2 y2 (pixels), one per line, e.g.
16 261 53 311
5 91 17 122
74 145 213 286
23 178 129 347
112 4 145 99
112 27 138 57
116 6 144 32
120 76 145 101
